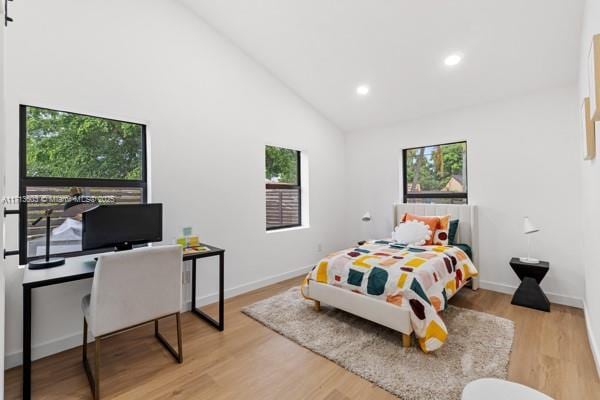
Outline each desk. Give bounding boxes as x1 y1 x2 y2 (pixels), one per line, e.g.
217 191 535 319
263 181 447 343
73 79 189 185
22 244 225 400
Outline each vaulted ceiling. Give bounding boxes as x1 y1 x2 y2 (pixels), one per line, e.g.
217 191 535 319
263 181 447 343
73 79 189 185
182 0 584 132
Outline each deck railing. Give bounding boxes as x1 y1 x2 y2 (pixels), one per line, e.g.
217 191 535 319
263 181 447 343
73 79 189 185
266 185 300 229
24 186 143 238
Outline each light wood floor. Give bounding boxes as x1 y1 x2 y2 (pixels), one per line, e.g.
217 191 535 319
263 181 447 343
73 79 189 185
5 276 600 399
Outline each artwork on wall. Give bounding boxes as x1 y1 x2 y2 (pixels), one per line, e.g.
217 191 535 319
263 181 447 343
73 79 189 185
582 97 596 161
589 34 600 121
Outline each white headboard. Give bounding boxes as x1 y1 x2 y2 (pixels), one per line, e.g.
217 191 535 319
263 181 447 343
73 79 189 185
393 203 479 264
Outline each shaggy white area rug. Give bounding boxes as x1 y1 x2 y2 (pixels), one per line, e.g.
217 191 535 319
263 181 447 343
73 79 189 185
242 287 514 400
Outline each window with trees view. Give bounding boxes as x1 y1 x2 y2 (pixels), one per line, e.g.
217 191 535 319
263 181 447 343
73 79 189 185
265 145 301 230
19 105 147 264
403 141 467 204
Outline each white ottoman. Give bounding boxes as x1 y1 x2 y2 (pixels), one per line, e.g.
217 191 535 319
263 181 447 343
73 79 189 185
462 378 554 400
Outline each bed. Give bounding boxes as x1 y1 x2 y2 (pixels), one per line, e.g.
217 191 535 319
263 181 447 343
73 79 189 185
301 203 479 352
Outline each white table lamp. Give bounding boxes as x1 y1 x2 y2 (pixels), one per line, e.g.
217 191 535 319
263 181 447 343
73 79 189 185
359 211 372 243
520 217 540 263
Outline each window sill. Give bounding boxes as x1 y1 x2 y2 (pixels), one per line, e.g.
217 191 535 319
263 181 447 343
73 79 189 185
266 225 310 234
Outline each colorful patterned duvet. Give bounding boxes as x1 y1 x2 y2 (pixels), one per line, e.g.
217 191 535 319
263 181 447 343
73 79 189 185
301 240 478 352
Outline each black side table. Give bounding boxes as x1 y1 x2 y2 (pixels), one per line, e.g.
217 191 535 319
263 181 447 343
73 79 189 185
509 257 550 312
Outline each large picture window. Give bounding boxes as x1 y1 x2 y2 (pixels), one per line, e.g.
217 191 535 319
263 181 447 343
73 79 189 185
265 145 301 230
402 141 467 204
19 105 147 264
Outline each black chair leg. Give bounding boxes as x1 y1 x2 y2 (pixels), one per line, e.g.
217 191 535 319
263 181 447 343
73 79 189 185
81 313 182 399
94 340 100 400
176 312 183 363
155 312 183 363
82 318 101 400
82 318 88 362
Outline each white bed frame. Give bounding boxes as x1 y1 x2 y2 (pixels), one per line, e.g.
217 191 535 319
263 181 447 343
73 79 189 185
305 203 479 347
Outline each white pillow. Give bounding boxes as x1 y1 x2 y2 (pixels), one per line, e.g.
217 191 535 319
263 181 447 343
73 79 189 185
392 220 432 246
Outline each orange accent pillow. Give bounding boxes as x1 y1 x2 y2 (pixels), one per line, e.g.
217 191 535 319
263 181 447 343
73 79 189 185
437 215 450 230
403 213 440 245
434 215 451 246
402 213 450 229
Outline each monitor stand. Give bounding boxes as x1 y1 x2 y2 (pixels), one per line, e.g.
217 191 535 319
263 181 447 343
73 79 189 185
115 243 133 252
93 243 135 262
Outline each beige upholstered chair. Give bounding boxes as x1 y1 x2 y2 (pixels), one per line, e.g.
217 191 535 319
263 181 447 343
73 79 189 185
462 378 554 400
81 245 183 399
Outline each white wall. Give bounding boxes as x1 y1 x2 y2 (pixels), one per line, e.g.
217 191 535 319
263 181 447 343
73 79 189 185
3 0 346 367
345 86 583 306
578 0 600 376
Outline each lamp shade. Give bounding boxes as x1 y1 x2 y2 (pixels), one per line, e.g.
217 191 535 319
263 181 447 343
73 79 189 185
63 189 99 217
63 199 99 217
523 217 539 234
361 212 371 222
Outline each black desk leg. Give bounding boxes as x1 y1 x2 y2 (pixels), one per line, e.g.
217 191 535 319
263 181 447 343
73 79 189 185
219 253 224 331
23 286 32 400
191 254 224 331
191 258 197 312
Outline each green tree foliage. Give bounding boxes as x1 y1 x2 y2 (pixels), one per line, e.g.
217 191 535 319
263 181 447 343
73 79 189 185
265 145 298 184
26 107 143 180
406 142 466 192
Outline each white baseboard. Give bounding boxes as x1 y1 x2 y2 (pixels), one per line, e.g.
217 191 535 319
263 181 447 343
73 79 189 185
584 300 600 379
479 280 584 309
186 264 313 309
5 331 93 370
4 264 314 370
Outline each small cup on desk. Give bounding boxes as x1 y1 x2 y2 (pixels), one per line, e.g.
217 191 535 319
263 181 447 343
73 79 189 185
188 236 200 247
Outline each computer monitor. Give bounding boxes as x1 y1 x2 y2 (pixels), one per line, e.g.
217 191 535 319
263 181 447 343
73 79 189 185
82 204 163 252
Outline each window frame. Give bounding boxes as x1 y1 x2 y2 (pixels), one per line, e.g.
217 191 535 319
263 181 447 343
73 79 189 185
265 147 302 231
18 104 148 265
402 140 468 204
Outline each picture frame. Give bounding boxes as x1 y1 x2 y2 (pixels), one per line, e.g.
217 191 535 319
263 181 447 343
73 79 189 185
589 34 600 121
582 97 596 160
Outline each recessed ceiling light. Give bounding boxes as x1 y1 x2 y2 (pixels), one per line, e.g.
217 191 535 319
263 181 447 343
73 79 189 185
356 85 370 96
444 53 463 67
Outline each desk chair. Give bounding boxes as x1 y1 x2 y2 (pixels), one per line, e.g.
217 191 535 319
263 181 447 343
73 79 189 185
81 245 183 399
